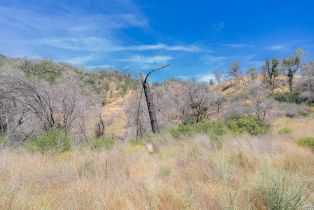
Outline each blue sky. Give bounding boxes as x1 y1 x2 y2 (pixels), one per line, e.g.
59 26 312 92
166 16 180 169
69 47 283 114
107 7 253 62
0 0 314 81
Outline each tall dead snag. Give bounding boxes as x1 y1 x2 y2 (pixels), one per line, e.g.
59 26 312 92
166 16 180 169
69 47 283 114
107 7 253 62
95 115 105 138
141 65 169 133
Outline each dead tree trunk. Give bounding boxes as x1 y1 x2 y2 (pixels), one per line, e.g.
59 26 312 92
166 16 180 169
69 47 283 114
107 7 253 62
95 115 105 138
141 73 159 133
140 65 169 133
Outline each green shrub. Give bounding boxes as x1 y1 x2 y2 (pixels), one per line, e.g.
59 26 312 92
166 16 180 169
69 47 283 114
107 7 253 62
0 134 9 147
226 117 271 135
129 138 144 146
89 137 115 151
21 60 62 84
297 137 314 150
278 127 292 135
159 167 172 177
169 121 226 141
271 92 305 104
255 166 309 210
26 129 71 153
196 121 226 141
209 122 225 140
298 110 310 117
169 124 195 140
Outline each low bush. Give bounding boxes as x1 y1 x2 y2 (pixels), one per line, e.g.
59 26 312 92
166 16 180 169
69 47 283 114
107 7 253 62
26 129 71 153
271 92 305 104
297 137 314 150
196 121 226 141
0 134 9 148
129 138 144 146
169 124 195 140
254 166 309 210
159 167 172 178
89 137 116 151
298 110 310 117
21 60 62 84
278 127 292 135
226 117 271 135
169 121 226 141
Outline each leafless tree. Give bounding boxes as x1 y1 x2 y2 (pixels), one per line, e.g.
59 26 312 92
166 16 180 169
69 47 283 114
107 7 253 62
214 69 223 84
245 82 272 121
297 62 314 104
224 79 271 121
125 86 151 138
210 90 226 121
180 81 211 124
140 65 169 133
0 69 91 144
95 115 105 138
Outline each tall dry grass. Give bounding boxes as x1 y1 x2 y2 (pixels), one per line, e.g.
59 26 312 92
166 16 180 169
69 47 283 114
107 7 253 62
0 132 314 209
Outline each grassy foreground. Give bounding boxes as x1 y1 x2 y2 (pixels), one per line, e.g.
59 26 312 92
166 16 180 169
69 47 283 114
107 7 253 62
1 120 314 209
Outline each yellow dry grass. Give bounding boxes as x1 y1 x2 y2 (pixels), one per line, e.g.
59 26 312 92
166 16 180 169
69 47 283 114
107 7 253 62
0 118 314 210
1 117 314 209
273 117 314 139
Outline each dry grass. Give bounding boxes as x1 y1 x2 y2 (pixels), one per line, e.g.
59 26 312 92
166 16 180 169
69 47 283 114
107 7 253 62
1 118 314 209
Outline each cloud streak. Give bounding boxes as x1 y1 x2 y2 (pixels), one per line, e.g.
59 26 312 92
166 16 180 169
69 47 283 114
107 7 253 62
38 38 200 52
266 44 287 51
123 55 173 64
222 43 254 48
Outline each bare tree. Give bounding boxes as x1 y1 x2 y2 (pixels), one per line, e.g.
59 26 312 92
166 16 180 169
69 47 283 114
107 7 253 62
245 82 272 121
180 81 211 124
0 73 56 131
95 115 105 138
125 85 150 139
210 90 226 121
214 69 223 84
297 62 314 105
140 65 169 133
0 70 90 144
224 79 271 121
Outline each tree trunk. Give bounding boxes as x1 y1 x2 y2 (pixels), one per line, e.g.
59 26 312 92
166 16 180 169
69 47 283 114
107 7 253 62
288 71 293 92
141 74 159 133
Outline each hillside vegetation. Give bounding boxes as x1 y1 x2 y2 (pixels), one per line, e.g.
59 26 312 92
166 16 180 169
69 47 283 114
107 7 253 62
0 49 314 209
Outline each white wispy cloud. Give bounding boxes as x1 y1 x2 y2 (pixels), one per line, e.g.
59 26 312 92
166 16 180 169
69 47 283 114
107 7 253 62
36 36 201 52
222 43 254 48
123 55 172 64
267 44 287 51
38 37 115 51
38 38 200 52
0 2 199 71
196 73 215 82
124 44 200 52
0 3 148 57
61 55 96 65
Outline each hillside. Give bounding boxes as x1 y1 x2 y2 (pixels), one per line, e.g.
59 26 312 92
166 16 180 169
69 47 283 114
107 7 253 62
0 55 139 139
0 55 138 102
1 55 314 209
